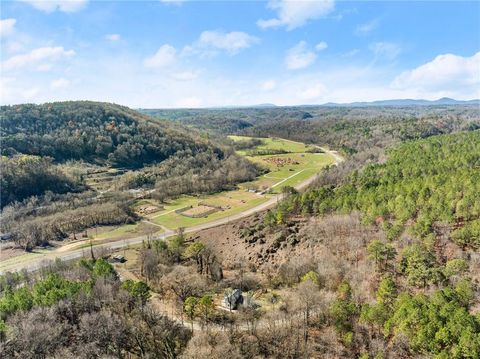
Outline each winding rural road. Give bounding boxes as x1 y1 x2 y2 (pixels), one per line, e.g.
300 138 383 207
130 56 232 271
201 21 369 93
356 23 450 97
0 148 343 274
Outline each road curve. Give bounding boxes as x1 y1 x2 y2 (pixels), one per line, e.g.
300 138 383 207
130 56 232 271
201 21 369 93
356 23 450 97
0 149 343 274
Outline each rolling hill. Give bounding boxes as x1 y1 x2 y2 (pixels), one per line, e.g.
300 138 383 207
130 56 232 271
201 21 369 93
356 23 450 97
1 101 219 168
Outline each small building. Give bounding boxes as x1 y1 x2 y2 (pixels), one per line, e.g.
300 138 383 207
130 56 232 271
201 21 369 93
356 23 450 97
223 289 243 310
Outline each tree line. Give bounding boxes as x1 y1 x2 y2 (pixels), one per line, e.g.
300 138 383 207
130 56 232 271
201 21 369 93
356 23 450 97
266 131 480 248
0 258 190 358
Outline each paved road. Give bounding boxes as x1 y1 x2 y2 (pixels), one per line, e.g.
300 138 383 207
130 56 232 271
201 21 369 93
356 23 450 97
0 149 342 274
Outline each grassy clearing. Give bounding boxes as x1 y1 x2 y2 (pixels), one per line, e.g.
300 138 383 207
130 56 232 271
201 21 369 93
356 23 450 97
243 152 333 193
94 224 140 239
229 135 312 155
0 249 50 271
66 136 333 239
148 137 334 229
152 191 268 229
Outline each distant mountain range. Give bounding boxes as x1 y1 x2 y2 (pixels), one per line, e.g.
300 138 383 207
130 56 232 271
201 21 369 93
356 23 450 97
140 98 479 111
241 98 480 109
320 97 480 107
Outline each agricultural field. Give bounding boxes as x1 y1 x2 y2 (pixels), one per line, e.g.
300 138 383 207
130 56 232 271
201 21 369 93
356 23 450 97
142 136 334 230
229 135 313 155
146 190 268 229
231 136 334 193
243 152 332 192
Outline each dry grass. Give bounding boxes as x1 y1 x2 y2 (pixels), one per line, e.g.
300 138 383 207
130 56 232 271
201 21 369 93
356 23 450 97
181 205 219 217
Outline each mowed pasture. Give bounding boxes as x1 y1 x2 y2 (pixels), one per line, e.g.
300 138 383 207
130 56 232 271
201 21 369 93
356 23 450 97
231 136 334 193
245 153 333 192
229 135 312 155
145 136 334 230
148 190 267 229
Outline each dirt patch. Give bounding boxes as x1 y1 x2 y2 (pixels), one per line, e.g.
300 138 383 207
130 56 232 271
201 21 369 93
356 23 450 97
136 204 162 216
177 204 222 218
183 205 216 216
189 212 303 271
0 243 27 261
264 157 299 167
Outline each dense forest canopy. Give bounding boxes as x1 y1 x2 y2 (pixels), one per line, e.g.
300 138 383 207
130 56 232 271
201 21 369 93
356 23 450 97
0 259 189 358
1 101 219 168
0 155 84 206
268 130 480 248
141 105 480 152
140 106 313 134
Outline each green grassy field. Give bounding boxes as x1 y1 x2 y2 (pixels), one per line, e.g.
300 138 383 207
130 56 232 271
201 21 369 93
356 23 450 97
150 191 269 229
147 137 334 229
1 136 335 267
229 135 313 155
71 136 333 237
242 149 333 193
0 249 51 272
94 224 141 239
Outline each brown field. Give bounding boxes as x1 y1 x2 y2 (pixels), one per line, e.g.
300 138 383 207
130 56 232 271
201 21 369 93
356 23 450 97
181 205 220 217
135 204 162 216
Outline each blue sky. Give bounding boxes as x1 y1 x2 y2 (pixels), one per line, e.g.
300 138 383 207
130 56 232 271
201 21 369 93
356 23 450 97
1 0 479 107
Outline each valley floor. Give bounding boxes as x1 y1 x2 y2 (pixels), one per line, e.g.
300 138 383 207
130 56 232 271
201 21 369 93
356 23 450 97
0 139 341 274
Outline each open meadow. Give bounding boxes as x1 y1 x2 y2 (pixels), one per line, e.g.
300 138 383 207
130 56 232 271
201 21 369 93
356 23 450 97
142 136 334 230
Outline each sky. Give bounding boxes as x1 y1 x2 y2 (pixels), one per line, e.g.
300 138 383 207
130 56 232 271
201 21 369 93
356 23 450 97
0 0 479 108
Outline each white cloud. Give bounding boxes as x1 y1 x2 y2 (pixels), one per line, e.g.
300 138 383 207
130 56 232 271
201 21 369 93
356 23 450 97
0 18 16 38
369 42 401 61
0 76 40 103
6 41 24 54
258 0 335 30
315 41 328 51
144 44 177 68
355 18 379 35
20 0 89 13
37 63 53 71
260 80 277 91
105 34 121 42
50 77 70 90
195 30 259 55
2 46 75 71
343 49 359 57
175 96 202 108
285 41 316 70
170 71 199 81
299 83 327 100
1 19 30 55
392 52 480 96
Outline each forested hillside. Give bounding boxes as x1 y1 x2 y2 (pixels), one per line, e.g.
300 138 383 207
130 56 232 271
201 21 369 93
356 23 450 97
0 156 84 206
1 101 216 168
140 106 313 134
0 102 260 248
268 131 480 248
142 105 479 151
0 259 190 357
248 131 480 357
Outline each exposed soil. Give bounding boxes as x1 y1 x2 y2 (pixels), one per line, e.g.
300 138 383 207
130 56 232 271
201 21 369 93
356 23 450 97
189 211 381 274
264 156 299 167
182 205 220 217
135 204 162 216
0 242 31 261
